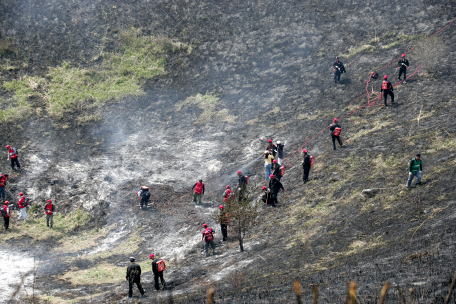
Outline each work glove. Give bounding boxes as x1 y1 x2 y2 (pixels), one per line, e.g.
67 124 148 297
283 189 286 192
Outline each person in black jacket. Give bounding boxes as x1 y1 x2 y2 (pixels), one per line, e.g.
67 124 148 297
272 160 282 181
276 140 287 165
126 257 145 298
334 57 346 83
137 186 152 210
259 186 268 204
302 149 311 184
150 254 165 291
329 118 343 150
237 171 248 201
269 175 285 207
398 54 409 83
381 75 394 106
266 139 277 158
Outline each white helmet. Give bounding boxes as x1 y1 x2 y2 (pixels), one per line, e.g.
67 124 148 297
277 141 281 144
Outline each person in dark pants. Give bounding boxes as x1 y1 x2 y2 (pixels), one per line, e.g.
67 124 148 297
381 75 394 106
333 56 346 83
398 54 409 83
276 140 287 165
302 149 311 184
329 118 343 150
1 201 10 231
150 254 165 291
192 179 205 204
236 171 248 202
0 174 8 202
272 159 282 181
269 175 285 207
6 145 20 171
137 186 152 209
202 223 216 256
259 186 268 204
126 257 145 298
219 205 228 241
406 153 423 188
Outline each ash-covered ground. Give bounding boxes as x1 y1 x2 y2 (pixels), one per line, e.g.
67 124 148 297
1 0 456 303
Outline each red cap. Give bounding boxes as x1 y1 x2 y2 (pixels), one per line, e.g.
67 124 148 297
303 149 307 153
334 118 338 122
273 159 277 163
47 199 52 203
402 54 405 57
19 192 23 196
149 254 155 259
269 174 274 178
262 186 266 190
4 201 9 204
226 185 230 189
237 171 241 174
268 139 272 143
219 205 224 209
203 223 208 228
384 75 388 79
5 145 10 148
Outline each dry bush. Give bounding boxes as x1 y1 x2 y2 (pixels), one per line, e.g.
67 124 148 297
412 36 447 74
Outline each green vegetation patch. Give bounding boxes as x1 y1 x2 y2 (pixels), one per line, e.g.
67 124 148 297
175 93 237 123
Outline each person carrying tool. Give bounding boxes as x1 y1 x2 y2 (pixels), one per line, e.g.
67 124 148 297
126 257 145 298
150 254 165 291
381 75 394 106
219 205 228 241
329 118 343 150
406 153 423 188
266 139 277 158
202 223 216 257
0 174 8 202
264 150 275 180
276 140 287 165
6 145 20 171
268 175 285 207
136 186 152 210
272 159 283 181
192 179 204 205
44 199 55 228
222 185 233 202
333 56 346 83
1 201 10 231
302 149 312 184
237 171 248 202
259 186 268 204
398 54 409 83
17 192 28 221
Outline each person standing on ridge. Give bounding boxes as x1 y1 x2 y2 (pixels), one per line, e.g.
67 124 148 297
406 153 423 188
219 205 228 241
302 149 312 184
264 150 274 180
381 75 394 106
329 118 343 150
126 257 145 298
398 54 409 83
223 185 234 202
150 254 165 291
0 174 8 203
6 145 20 171
137 186 152 210
268 175 285 207
1 201 10 231
266 139 277 158
44 199 55 228
17 192 28 221
202 223 216 257
192 179 204 205
276 140 287 165
237 171 248 202
333 56 346 83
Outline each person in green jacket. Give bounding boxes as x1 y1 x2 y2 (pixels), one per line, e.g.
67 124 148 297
406 153 422 188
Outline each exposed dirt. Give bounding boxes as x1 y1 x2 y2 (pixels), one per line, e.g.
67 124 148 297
1 0 456 303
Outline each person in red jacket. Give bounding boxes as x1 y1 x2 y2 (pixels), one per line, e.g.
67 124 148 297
44 199 55 228
0 174 8 202
1 201 11 231
192 180 204 205
17 192 28 221
6 145 21 171
222 185 234 202
202 223 215 257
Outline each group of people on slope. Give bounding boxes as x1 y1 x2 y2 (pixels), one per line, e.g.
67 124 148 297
125 254 166 298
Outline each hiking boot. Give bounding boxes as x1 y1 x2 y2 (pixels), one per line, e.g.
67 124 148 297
205 253 209 257
416 182 421 185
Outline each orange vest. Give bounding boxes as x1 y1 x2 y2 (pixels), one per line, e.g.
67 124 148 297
382 81 388 90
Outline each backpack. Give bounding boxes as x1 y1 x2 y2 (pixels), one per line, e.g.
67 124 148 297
280 166 285 176
333 127 341 136
310 156 315 166
157 260 166 272
204 228 214 241
23 197 29 207
245 176 249 185
140 190 150 200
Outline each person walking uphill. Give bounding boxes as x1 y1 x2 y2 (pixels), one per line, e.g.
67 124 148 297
136 186 152 210
406 153 423 188
219 205 229 241
150 254 165 291
276 140 287 165
330 118 343 150
6 145 20 171
0 174 8 203
192 180 205 205
398 54 409 83
237 171 248 202
17 192 28 221
202 223 216 257
333 56 346 83
126 257 145 298
272 160 283 181
264 150 274 180
268 175 285 207
381 75 394 106
302 149 311 184
223 185 234 202
44 199 55 228
1 201 10 231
